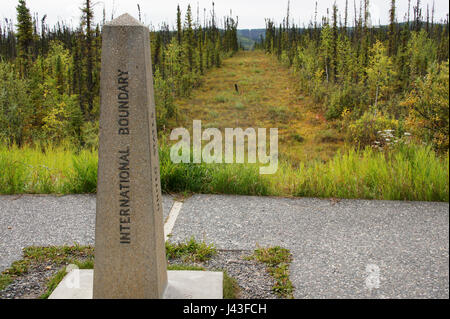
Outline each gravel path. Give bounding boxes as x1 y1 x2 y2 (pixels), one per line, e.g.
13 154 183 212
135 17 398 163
170 195 449 299
1 194 448 299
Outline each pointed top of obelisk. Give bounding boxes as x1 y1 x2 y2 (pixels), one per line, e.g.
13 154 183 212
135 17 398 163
106 13 143 26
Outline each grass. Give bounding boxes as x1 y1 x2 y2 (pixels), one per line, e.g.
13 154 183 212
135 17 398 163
223 271 240 299
274 144 449 202
0 143 97 195
23 245 95 264
1 142 447 201
39 268 67 299
165 237 217 263
268 106 290 122
159 143 271 196
0 260 30 290
248 246 294 298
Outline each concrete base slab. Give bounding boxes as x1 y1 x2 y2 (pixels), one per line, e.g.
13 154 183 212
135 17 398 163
163 271 223 299
49 270 223 299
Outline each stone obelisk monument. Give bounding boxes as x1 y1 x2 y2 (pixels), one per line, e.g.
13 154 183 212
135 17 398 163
93 13 167 299
48 13 222 300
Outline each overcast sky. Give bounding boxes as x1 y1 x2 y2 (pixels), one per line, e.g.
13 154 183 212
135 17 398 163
2 0 449 30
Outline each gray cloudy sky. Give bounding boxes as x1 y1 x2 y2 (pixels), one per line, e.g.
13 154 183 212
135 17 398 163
2 0 449 30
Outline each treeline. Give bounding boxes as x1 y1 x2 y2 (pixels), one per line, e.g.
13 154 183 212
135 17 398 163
0 0 239 147
259 0 449 151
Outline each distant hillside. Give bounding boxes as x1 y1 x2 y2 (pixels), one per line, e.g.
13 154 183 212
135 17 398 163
236 22 447 46
237 29 266 43
237 35 256 51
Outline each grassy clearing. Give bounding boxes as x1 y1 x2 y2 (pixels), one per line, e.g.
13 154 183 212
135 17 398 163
173 51 344 163
1 143 447 201
247 246 294 298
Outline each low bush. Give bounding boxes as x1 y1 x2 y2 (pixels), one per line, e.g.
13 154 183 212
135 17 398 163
347 111 400 148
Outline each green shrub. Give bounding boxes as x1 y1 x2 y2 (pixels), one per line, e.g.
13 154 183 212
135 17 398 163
81 121 99 150
326 85 362 120
347 111 400 148
234 101 246 110
403 61 449 151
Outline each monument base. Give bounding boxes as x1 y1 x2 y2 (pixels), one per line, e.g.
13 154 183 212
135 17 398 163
48 270 223 299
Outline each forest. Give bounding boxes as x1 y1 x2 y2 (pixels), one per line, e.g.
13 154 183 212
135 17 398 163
0 0 239 148
259 0 449 151
0 0 448 201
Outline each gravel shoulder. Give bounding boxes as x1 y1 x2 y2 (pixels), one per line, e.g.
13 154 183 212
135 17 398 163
170 195 449 299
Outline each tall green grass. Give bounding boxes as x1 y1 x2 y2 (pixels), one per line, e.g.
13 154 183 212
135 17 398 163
159 143 270 196
0 143 448 201
273 145 449 202
0 144 97 194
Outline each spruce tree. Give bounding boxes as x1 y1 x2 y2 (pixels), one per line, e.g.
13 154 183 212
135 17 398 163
388 0 396 57
177 5 182 45
16 0 33 75
184 5 194 72
81 0 94 119
332 3 339 82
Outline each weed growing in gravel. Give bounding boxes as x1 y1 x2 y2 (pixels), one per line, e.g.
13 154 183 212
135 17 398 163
39 268 67 299
165 237 217 263
248 246 294 298
167 264 205 271
38 259 96 299
23 245 95 265
223 271 240 299
0 275 13 291
0 260 30 290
